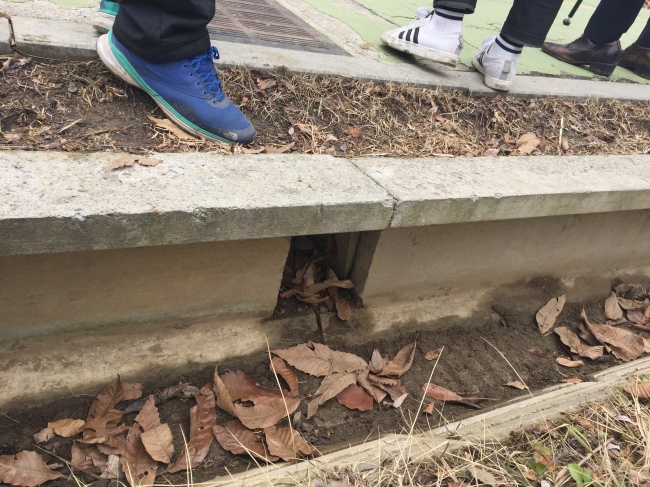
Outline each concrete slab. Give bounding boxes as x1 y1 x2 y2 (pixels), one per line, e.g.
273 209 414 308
11 15 98 60
0 151 394 256
0 16 11 55
353 155 650 228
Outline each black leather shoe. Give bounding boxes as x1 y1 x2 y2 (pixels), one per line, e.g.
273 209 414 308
542 35 621 76
620 43 650 80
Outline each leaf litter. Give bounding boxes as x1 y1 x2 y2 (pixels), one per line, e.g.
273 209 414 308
4 283 650 485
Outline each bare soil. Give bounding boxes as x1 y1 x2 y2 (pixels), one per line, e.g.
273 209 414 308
1 55 649 157
1 282 647 486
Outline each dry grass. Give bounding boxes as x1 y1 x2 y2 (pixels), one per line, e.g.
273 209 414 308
300 389 650 487
1 55 649 157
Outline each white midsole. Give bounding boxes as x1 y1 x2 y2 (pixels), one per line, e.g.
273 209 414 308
472 57 512 92
381 33 459 67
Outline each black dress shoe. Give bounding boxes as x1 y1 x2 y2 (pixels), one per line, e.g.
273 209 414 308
542 35 621 76
620 43 650 80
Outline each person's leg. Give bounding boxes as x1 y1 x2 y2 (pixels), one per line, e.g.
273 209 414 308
380 0 475 67
620 17 650 79
472 0 563 91
92 0 119 34
542 0 644 76
96 0 256 143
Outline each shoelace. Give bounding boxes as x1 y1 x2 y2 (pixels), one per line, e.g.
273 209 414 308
188 46 225 102
415 6 432 20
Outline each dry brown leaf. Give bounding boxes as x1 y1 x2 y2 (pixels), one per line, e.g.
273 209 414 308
4 132 21 142
136 158 161 167
469 465 497 486
424 348 443 361
307 372 358 418
505 381 527 390
581 308 645 361
605 291 625 320
33 428 54 445
536 295 566 334
272 342 367 377
630 469 649 486
80 409 128 444
336 295 352 321
87 377 142 421
270 357 299 397
263 426 318 461
336 384 374 412
111 155 137 170
140 424 174 464
48 418 85 438
368 374 407 402
483 148 500 157
516 132 541 154
134 396 161 432
422 403 435 415
644 337 650 354
526 348 551 358
556 357 584 368
214 370 300 430
214 419 278 462
266 142 295 154
0 451 64 487
101 454 122 480
348 127 363 138
357 369 387 404
256 78 277 91
368 348 387 374
422 383 490 409
117 424 158 487
380 341 417 377
628 309 649 326
555 327 604 360
305 279 354 295
625 381 650 398
147 114 198 140
69 442 97 471
168 384 216 473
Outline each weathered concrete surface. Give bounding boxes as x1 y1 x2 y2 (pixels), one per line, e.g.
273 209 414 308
351 210 650 330
0 151 393 256
0 238 289 337
0 17 11 55
12 15 97 60
7 16 650 101
354 155 650 228
0 312 316 410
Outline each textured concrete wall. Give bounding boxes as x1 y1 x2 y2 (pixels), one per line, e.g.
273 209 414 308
352 210 650 327
0 238 290 338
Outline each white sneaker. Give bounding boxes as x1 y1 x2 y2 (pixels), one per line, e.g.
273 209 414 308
472 36 517 91
381 7 463 67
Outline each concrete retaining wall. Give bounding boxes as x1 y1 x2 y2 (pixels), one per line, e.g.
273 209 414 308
2 151 650 408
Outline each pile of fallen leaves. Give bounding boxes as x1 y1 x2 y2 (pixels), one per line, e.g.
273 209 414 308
280 236 354 321
536 283 650 370
0 339 423 487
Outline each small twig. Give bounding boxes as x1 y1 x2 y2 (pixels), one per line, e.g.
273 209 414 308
0 411 20 423
558 115 564 150
56 118 84 134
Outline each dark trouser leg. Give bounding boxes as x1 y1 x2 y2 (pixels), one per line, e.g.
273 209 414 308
112 0 215 63
434 0 477 14
584 0 645 45
638 17 650 48
501 0 564 47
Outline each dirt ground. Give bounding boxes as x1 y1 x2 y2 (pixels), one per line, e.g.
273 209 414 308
1 55 649 157
1 282 646 486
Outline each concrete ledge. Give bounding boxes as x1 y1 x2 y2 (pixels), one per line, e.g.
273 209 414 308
353 155 650 227
2 152 650 257
0 16 11 55
0 151 393 256
8 16 650 101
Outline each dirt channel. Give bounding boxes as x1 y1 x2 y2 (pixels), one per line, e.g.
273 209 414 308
1 281 648 486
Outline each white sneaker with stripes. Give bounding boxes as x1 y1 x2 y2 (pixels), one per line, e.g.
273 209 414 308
380 7 463 67
472 36 518 91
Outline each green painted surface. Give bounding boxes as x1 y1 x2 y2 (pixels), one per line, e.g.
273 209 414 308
305 0 650 84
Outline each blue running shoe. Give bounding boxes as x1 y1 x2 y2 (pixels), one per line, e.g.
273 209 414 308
93 0 118 34
97 32 256 144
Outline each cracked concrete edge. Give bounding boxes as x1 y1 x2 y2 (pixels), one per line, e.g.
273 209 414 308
0 15 12 55
7 15 650 101
210 356 650 486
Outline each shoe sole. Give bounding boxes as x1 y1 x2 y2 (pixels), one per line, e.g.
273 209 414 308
472 57 512 92
619 62 650 80
381 33 459 67
97 34 233 144
92 12 114 34
541 47 616 76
